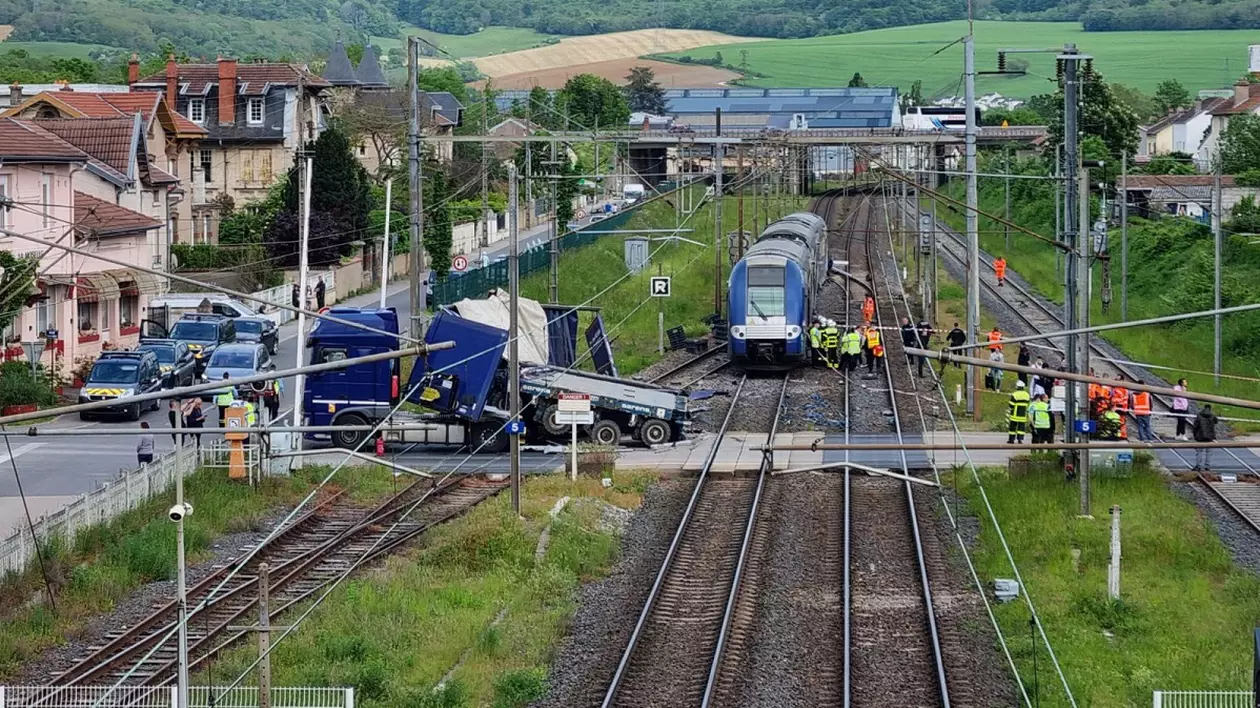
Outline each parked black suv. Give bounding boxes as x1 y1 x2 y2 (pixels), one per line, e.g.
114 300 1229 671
135 338 198 388
78 350 164 420
142 314 236 374
232 316 279 355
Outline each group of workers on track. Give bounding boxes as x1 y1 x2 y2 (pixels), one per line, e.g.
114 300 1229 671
808 295 888 374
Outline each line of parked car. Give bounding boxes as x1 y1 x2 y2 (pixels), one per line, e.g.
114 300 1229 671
77 294 281 421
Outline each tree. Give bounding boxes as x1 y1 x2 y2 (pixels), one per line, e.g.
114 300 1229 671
526 85 556 129
1154 79 1192 114
1045 68 1139 159
847 72 867 88
557 74 630 130
424 168 453 277
898 79 923 112
982 107 1044 126
301 125 372 236
1219 113 1260 174
337 91 408 178
1111 84 1160 123
416 66 468 104
264 210 344 268
1139 154 1197 175
0 251 39 334
1225 195 1260 235
624 66 667 115
554 161 579 227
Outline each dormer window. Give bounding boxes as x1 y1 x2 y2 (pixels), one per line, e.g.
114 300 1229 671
247 97 264 125
187 98 205 125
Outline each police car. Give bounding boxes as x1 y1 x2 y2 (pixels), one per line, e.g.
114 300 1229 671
78 351 164 420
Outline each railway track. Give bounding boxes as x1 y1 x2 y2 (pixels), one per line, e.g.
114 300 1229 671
843 192 951 708
601 370 790 708
1197 475 1260 535
921 205 1258 475
33 475 506 699
648 345 731 388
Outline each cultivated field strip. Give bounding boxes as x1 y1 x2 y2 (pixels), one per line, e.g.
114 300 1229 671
39 476 506 693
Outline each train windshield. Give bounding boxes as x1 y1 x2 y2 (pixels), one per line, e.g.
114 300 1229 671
746 266 785 318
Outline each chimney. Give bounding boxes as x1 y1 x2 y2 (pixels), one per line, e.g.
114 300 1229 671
165 55 178 104
1250 45 1260 75
8 82 20 106
127 53 139 86
1235 80 1250 107
217 56 237 126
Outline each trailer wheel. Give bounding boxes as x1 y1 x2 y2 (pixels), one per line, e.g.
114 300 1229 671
333 413 369 448
473 423 509 454
540 403 567 436
638 418 671 446
590 420 622 446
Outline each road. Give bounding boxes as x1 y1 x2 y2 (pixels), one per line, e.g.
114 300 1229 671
0 211 610 531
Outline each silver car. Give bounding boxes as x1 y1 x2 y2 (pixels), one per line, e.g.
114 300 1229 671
201 342 274 401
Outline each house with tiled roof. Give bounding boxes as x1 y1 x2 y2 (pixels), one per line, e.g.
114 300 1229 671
0 117 170 365
320 40 462 173
1137 96 1229 167
130 56 330 242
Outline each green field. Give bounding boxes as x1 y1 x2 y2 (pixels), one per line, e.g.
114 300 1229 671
0 41 120 58
661 21 1256 98
372 25 556 59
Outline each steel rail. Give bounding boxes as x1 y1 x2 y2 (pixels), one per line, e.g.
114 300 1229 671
600 375 748 708
647 345 725 384
866 189 952 707
1196 474 1260 536
700 372 791 708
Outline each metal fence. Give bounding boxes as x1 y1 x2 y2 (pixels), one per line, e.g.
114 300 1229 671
252 269 336 326
0 445 199 575
1153 691 1254 708
0 685 354 707
431 192 667 307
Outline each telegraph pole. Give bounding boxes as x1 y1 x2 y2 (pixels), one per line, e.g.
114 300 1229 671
508 164 521 515
964 32 980 418
1078 162 1092 517
714 139 725 319
379 178 392 308
1213 158 1223 387
548 139 560 304
1060 44 1090 517
407 37 427 337
174 404 188 708
480 88 490 251
1004 146 1012 251
292 155 313 451
1120 151 1128 321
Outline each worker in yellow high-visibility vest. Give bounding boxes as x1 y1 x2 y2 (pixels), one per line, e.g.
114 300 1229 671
864 325 883 374
1006 380 1031 444
841 327 862 373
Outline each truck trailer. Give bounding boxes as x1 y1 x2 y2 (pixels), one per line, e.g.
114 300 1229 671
301 306 691 452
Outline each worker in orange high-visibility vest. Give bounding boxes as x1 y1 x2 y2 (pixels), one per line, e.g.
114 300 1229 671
987 327 1003 352
1110 375 1129 439
994 256 1007 286
1132 382 1154 442
864 325 883 373
862 295 876 324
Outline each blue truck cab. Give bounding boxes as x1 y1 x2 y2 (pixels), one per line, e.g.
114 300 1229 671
303 306 690 453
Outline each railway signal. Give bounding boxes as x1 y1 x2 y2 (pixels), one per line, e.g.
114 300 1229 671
651 276 672 297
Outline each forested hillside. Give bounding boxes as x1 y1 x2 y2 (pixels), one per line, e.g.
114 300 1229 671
1 0 1257 57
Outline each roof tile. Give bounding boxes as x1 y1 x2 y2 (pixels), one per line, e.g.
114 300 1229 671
137 63 331 93
0 117 87 160
34 117 134 174
74 191 162 237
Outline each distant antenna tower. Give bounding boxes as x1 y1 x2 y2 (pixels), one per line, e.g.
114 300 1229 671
657 0 664 27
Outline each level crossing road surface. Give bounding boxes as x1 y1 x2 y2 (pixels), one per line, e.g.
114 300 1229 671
0 214 587 532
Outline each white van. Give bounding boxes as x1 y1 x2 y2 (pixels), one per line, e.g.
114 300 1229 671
148 293 262 328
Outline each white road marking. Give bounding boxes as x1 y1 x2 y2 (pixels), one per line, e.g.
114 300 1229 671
0 443 45 465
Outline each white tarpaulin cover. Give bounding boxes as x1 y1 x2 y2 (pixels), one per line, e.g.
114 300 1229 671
452 289 550 365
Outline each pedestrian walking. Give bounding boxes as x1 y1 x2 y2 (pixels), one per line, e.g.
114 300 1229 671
1006 380 1030 444
1192 404 1218 471
1173 378 1191 440
263 378 282 421
987 348 1005 390
291 282 300 309
1016 343 1031 384
1131 381 1153 442
168 400 184 445
945 322 966 370
216 373 237 426
994 256 1007 286
315 276 327 309
185 399 205 450
137 422 155 466
987 326 1003 353
864 324 883 374
1029 393 1052 444
900 317 918 368
841 326 861 373
915 319 933 378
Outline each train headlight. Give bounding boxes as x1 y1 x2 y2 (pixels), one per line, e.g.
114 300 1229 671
786 325 801 339
729 325 746 340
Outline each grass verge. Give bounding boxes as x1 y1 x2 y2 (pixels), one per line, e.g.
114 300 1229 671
519 187 809 374
952 464 1260 705
200 472 658 707
0 465 397 680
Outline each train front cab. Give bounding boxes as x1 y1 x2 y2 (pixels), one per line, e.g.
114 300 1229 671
728 260 808 369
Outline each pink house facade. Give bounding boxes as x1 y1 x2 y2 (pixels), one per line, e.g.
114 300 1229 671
0 118 169 376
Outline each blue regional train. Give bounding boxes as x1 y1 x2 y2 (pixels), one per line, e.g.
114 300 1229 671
727 211 829 370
